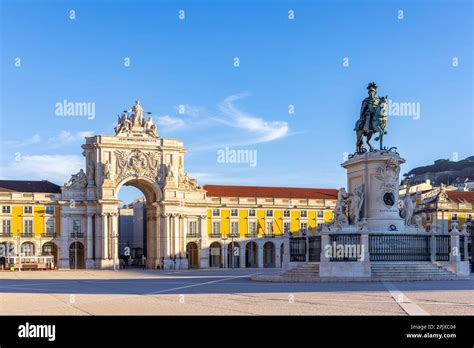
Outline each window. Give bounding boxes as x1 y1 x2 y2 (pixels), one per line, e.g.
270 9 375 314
317 211 324 218
248 209 256 217
266 210 273 217
188 221 197 236
24 220 33 235
45 206 55 214
230 209 238 217
451 214 458 221
300 210 307 218
72 220 82 236
2 220 11 234
248 221 257 236
212 221 221 235
24 206 33 214
283 210 290 218
283 222 290 234
212 209 220 217
2 206 10 214
46 219 55 235
231 221 239 236
300 222 308 234
266 221 274 235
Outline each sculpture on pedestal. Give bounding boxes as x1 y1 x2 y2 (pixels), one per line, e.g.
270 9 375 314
64 169 88 189
331 188 349 227
114 100 157 138
354 82 389 153
348 185 364 225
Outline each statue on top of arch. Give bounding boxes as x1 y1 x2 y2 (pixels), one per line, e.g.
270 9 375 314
114 100 158 138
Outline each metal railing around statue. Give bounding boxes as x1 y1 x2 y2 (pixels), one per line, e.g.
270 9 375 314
435 235 450 261
329 234 361 262
308 236 321 262
369 234 430 262
289 237 306 262
289 236 322 262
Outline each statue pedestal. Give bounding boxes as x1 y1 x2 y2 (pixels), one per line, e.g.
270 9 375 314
342 150 405 232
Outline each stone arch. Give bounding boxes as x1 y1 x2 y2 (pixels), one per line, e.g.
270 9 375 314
209 242 222 268
21 242 35 256
246 241 258 268
115 176 162 204
186 242 199 269
42 242 58 267
263 241 276 268
69 241 85 269
227 241 240 268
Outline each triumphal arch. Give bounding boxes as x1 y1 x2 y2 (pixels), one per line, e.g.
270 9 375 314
58 101 209 269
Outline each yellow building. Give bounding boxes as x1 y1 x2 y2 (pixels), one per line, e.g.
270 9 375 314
187 185 336 268
0 180 61 268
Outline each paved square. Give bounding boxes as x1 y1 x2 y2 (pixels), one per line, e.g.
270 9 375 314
1 270 473 315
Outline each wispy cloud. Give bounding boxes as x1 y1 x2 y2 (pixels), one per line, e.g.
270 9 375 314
0 154 84 184
3 134 41 147
156 115 186 132
218 93 289 144
47 130 94 148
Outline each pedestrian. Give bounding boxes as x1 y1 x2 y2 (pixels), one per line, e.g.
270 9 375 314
142 255 146 269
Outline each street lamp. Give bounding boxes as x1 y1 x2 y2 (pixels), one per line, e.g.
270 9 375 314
17 230 21 272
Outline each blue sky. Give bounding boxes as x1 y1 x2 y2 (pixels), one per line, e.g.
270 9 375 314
1 0 472 204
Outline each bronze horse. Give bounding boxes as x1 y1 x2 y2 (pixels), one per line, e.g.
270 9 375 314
355 96 388 152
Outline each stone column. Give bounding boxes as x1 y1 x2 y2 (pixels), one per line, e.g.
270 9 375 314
86 213 94 268
430 232 437 262
360 233 371 276
199 215 209 268
275 240 282 268
281 234 290 272
58 213 70 269
146 206 160 269
449 230 460 274
257 242 264 268
180 216 189 269
94 213 102 265
173 214 180 268
162 213 172 269
223 243 228 268
101 212 109 267
240 242 247 268
111 212 119 269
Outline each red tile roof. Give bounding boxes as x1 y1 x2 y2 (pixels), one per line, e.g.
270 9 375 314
446 191 474 204
0 180 61 193
203 185 338 200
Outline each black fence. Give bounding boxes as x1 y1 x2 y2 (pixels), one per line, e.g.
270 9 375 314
289 237 306 262
308 236 321 262
369 234 430 262
329 234 361 262
435 235 450 261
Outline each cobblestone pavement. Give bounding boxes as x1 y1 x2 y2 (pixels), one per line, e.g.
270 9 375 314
1 269 473 315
